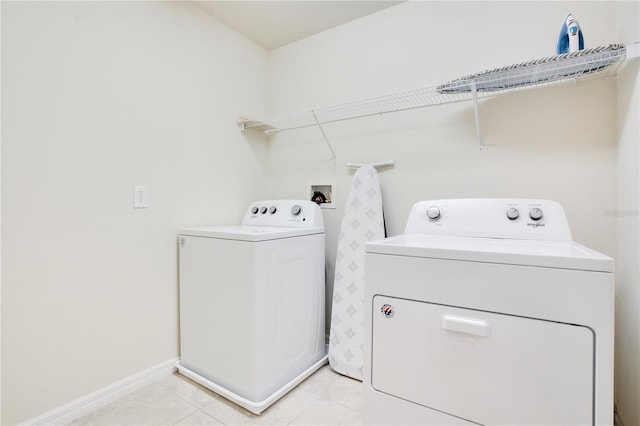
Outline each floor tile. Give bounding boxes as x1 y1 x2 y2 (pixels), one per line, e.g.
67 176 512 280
325 373 363 411
289 399 363 425
296 365 337 396
70 381 198 425
173 410 224 426
67 364 365 426
199 385 320 426
157 373 219 409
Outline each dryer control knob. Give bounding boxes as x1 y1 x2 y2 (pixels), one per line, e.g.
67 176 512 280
529 208 543 221
426 207 441 221
260 206 268 214
291 205 302 216
269 206 277 214
251 206 259 215
506 207 520 220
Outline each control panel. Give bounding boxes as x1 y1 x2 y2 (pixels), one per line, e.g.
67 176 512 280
404 198 572 241
241 200 324 229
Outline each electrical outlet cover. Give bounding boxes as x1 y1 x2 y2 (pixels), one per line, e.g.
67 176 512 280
133 185 148 208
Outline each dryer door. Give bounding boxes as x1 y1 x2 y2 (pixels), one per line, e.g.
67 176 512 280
371 296 594 425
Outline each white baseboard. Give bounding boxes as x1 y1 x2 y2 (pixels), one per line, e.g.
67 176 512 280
22 357 179 426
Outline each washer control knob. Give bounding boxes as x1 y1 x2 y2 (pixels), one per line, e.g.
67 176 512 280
506 207 520 220
251 206 259 215
426 207 441 221
269 206 277 214
260 206 268 214
291 205 302 216
529 208 543 221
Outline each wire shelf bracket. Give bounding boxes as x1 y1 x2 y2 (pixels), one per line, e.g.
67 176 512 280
470 82 484 151
311 110 336 160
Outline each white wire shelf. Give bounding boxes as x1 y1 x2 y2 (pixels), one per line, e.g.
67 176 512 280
240 44 631 135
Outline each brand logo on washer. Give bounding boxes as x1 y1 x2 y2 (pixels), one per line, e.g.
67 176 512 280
380 304 394 318
527 222 546 228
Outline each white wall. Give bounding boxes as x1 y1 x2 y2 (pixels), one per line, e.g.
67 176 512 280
0 2 3 421
2 1 636 424
615 2 640 425
263 1 620 332
0 2 267 424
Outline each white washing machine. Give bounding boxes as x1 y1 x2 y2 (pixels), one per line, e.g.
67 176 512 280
176 200 327 414
364 198 614 425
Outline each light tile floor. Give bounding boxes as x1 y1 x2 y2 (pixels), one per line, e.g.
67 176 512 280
69 365 364 426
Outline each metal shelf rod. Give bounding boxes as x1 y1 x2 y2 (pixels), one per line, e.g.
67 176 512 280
346 160 395 169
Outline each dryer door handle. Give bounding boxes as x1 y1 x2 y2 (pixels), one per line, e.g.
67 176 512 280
442 315 491 337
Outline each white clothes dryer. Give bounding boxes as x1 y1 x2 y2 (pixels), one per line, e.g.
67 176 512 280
364 198 614 425
176 200 327 414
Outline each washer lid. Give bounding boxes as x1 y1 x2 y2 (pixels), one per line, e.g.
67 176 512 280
180 225 324 241
366 235 614 273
